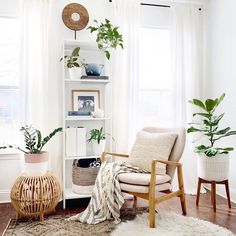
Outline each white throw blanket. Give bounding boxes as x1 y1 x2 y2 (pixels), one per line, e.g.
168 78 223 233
69 158 146 224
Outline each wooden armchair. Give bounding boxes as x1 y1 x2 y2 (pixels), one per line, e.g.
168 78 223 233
101 127 186 228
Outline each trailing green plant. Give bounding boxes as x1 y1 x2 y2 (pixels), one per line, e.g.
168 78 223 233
0 125 62 154
187 93 236 157
88 127 106 144
87 18 124 60
60 47 82 68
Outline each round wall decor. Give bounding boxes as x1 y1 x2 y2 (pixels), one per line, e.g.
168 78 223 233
62 3 89 31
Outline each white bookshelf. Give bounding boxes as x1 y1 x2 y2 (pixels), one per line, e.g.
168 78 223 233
62 40 112 209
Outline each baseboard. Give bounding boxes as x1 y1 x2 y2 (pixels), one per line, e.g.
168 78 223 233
0 189 10 203
204 185 236 204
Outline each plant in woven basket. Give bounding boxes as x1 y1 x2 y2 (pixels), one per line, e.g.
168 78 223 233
187 93 236 157
0 125 62 154
87 18 124 60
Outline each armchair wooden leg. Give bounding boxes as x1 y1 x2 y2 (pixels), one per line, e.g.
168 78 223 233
177 165 187 215
149 197 156 228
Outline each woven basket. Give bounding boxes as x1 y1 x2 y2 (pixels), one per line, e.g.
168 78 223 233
72 159 100 195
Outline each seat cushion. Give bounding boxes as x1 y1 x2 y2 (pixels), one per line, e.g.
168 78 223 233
120 182 171 194
128 131 177 174
118 173 171 186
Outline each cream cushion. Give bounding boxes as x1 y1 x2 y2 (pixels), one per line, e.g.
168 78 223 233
120 182 171 194
118 173 171 186
128 131 177 174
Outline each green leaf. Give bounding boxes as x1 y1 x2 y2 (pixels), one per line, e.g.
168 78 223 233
105 50 110 60
72 47 80 57
214 127 231 135
187 126 206 133
216 93 225 106
189 99 206 110
193 113 212 118
205 99 217 112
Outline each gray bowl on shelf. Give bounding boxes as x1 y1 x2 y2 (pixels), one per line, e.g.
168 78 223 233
84 64 104 76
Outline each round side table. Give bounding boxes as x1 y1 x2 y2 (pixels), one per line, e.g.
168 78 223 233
10 171 61 221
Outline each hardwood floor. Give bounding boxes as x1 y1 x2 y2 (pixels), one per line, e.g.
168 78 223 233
0 191 235 235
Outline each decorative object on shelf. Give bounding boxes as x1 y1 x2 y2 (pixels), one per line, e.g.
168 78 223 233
83 63 104 76
88 18 124 60
10 171 61 221
72 158 100 195
88 127 106 155
196 177 231 212
62 3 89 40
72 90 100 116
0 125 62 176
81 75 109 81
187 93 236 181
91 109 105 118
60 47 83 80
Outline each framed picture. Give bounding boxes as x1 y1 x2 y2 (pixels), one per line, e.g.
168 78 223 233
72 90 100 116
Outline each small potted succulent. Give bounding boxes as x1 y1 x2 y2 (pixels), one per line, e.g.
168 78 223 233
88 127 106 155
0 125 62 175
60 47 82 80
88 18 124 60
187 93 236 181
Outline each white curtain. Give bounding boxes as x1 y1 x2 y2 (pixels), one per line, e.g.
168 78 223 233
20 0 62 179
171 5 205 194
111 0 140 153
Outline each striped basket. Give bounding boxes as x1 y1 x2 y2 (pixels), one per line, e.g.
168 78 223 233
72 159 100 195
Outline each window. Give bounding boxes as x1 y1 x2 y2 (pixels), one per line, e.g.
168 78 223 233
0 17 20 148
138 27 174 128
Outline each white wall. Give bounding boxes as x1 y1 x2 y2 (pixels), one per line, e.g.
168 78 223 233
205 0 236 202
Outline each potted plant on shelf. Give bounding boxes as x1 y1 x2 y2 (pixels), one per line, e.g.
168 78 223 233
88 127 106 155
0 125 62 176
60 47 83 80
187 93 236 181
88 18 124 60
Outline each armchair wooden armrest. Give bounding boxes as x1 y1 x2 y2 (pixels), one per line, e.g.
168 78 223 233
101 152 129 163
150 159 183 191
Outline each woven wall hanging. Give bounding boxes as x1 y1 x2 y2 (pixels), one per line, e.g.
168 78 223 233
62 3 89 39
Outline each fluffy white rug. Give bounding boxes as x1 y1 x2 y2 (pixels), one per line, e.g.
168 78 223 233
112 212 235 236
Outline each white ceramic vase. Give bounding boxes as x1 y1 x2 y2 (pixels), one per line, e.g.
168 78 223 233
24 151 49 176
91 139 106 155
197 153 229 181
68 67 82 80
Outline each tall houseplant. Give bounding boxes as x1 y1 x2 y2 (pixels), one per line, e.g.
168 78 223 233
60 47 82 80
88 19 124 60
187 93 236 180
88 127 106 155
0 125 62 175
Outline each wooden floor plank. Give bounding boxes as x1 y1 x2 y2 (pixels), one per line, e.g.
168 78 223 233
0 191 235 234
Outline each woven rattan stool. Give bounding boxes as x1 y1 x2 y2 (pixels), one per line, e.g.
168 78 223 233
10 171 61 221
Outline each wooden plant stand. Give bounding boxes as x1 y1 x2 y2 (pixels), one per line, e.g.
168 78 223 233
196 177 231 212
10 172 61 221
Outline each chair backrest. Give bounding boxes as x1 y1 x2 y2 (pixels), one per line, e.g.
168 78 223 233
142 127 186 180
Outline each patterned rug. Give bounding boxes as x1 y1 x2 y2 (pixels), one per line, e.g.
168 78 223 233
3 207 148 236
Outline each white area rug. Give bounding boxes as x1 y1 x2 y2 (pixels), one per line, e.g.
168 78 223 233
112 212 235 236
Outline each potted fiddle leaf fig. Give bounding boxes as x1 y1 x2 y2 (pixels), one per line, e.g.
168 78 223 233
0 125 62 175
187 93 236 181
88 18 124 60
88 127 106 155
60 47 82 79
